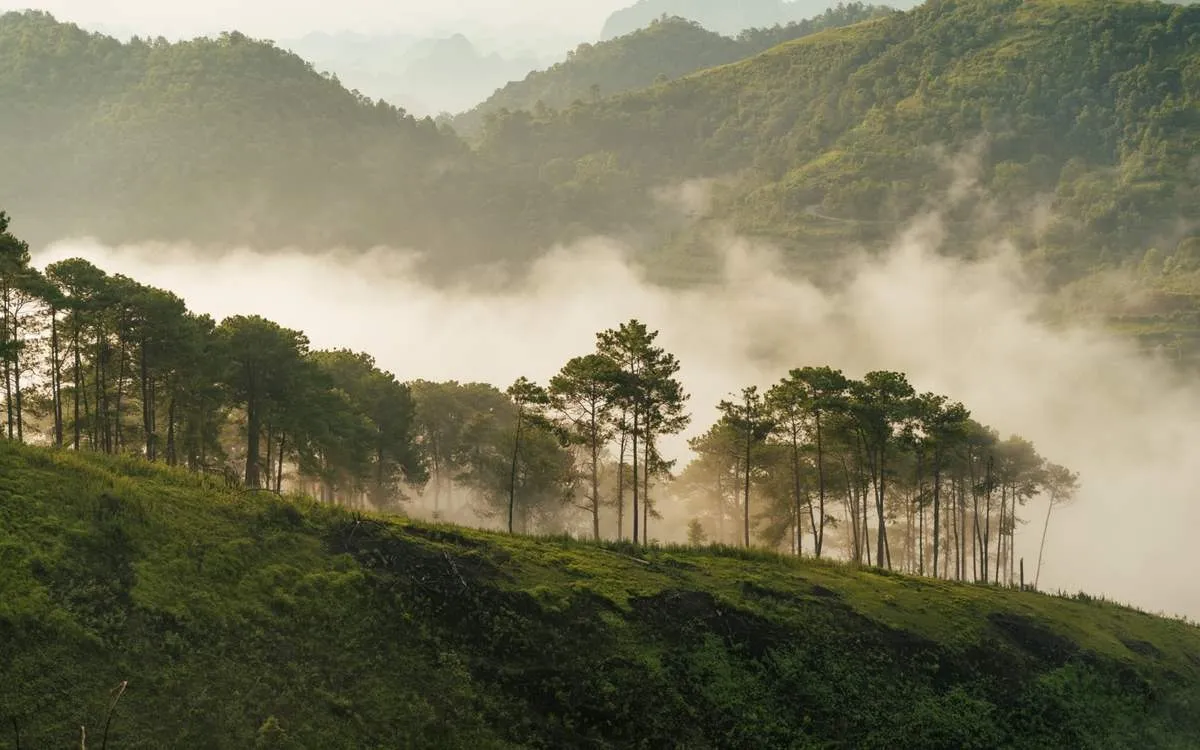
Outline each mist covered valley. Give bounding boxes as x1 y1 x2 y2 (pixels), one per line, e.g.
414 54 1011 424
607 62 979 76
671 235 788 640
30 208 1200 623
3 0 1200 746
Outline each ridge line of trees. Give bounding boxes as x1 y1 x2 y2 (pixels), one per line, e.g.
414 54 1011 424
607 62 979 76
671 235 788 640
0 211 1080 587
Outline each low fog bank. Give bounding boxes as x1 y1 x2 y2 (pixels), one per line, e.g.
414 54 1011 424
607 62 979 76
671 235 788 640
33 221 1200 621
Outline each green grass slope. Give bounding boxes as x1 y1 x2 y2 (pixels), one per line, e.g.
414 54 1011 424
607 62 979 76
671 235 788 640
2 443 1199 748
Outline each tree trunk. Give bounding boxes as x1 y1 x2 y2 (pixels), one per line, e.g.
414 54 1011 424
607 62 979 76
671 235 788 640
95 330 107 453
3 282 12 440
590 408 600 541
994 484 1007 585
632 408 640 545
971 450 982 582
715 463 724 544
1035 497 1055 589
855 435 871 567
874 442 886 569
841 456 860 562
1008 496 1017 587
264 425 274 489
140 337 153 459
508 407 524 534
114 324 128 451
12 309 23 443
982 456 994 583
789 425 806 557
51 306 63 447
616 424 627 541
166 395 177 466
743 425 752 548
374 435 386 506
814 411 826 556
643 432 652 543
245 396 261 488
72 313 82 450
277 434 287 493
950 472 960 578
932 463 942 579
434 436 448 511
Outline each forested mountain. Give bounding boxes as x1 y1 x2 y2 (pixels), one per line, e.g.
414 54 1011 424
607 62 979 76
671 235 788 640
284 30 545 116
2 0 1198 290
483 0 1200 279
598 0 892 37
455 5 892 136
0 11 504 266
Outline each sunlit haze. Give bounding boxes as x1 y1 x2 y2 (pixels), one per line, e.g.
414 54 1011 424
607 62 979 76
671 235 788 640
32 214 1200 622
0 0 627 38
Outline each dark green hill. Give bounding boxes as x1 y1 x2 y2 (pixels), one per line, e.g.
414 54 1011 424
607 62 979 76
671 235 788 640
455 6 891 136
1 441 1199 748
0 12 492 264
483 0 1200 278
2 1 1199 289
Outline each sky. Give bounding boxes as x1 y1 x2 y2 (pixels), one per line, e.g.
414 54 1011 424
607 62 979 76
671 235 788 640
0 0 629 39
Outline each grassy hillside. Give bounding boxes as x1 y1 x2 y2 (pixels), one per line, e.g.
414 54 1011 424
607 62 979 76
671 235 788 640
2 441 1198 748
455 6 890 137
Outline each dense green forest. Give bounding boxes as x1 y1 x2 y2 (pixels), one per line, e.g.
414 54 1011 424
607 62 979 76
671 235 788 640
455 5 892 136
2 0 1198 289
0 11 495 266
480 0 1200 275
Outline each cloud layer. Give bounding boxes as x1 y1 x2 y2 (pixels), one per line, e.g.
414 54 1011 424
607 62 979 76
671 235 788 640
32 221 1200 620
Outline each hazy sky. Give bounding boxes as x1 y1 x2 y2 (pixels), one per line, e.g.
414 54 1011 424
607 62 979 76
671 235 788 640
0 0 629 38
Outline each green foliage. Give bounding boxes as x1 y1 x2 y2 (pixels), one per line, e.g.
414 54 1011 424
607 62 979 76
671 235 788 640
0 441 1198 747
5 0 1197 288
456 6 889 136
0 11 481 268
479 0 1200 278
684 365 1068 594
0 216 427 510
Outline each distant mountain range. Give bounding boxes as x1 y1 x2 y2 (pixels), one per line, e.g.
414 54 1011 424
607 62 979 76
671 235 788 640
600 0 918 38
456 5 891 136
282 31 554 116
2 0 1197 306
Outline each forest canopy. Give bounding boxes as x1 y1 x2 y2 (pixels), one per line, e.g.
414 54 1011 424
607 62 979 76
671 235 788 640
453 5 892 136
0 0 1197 288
